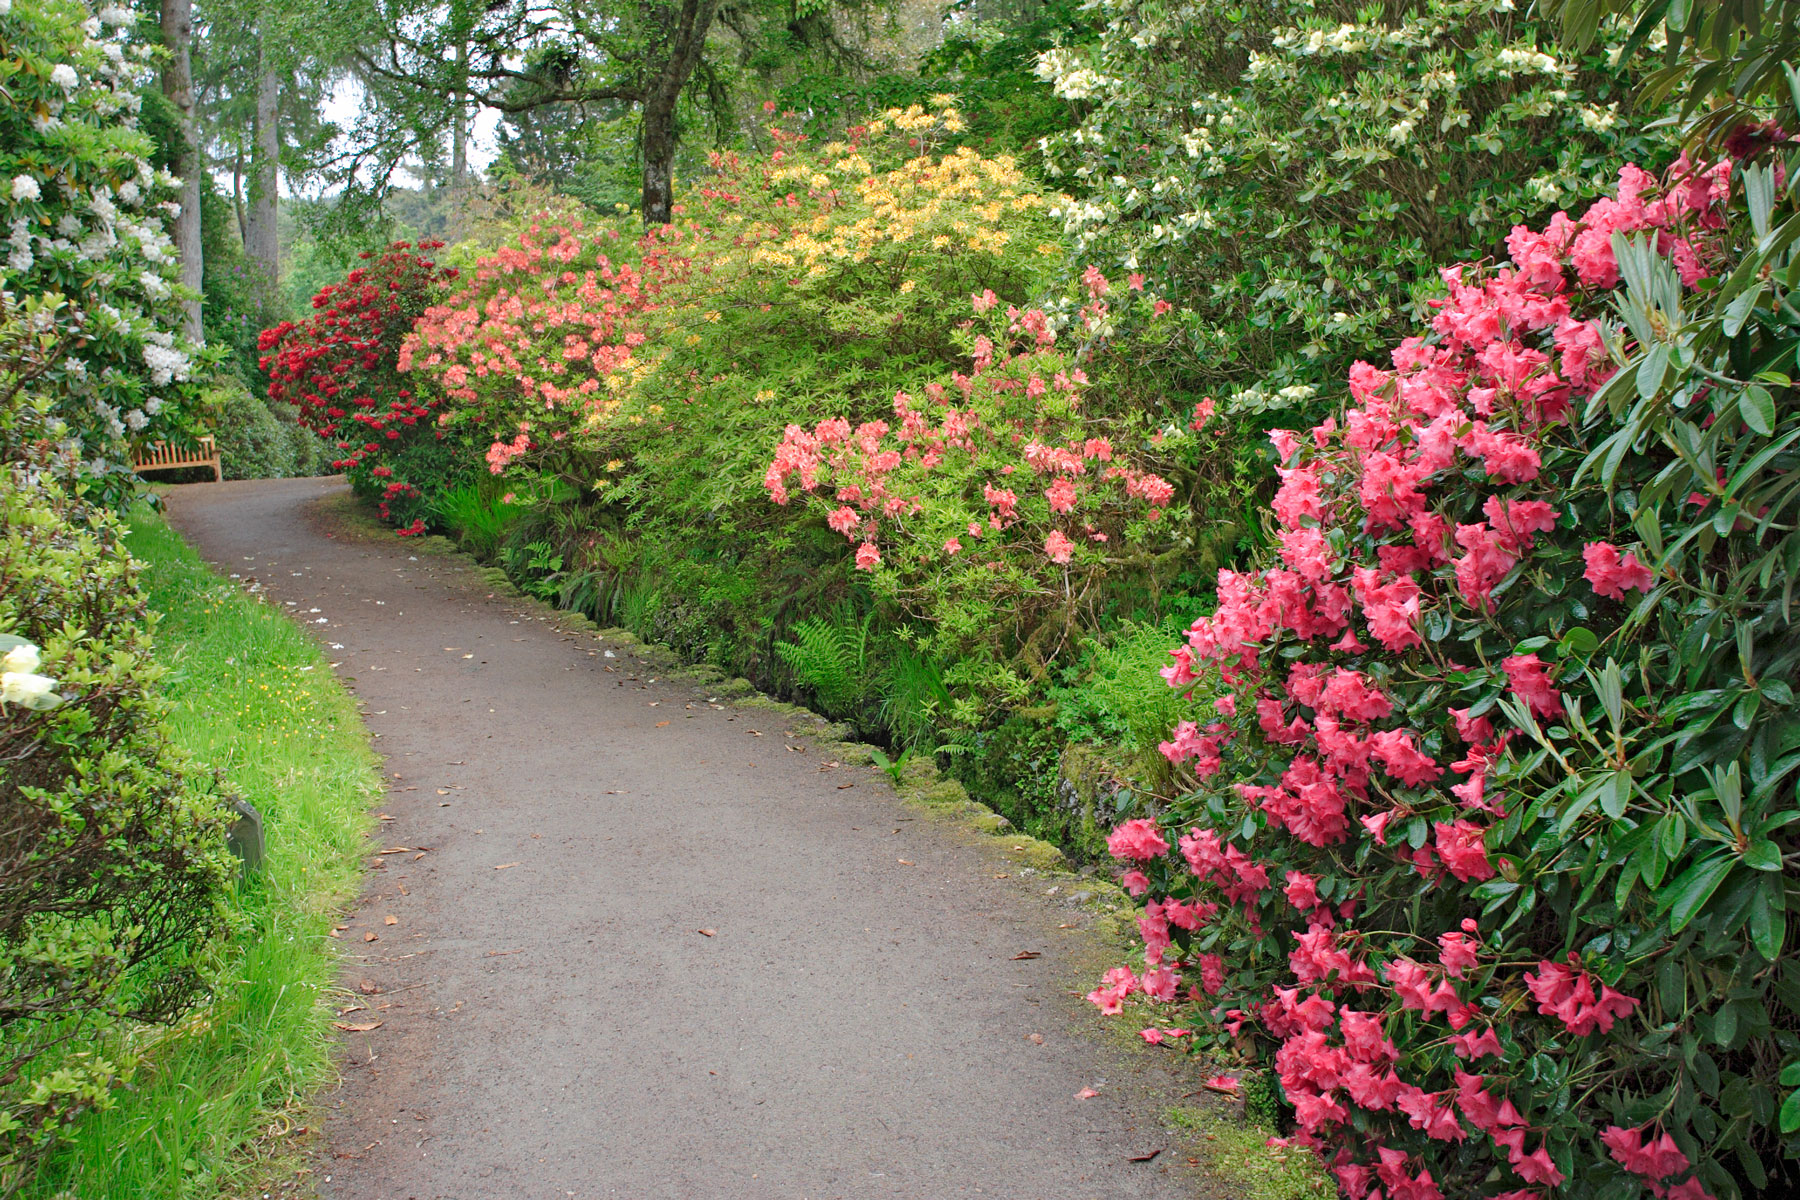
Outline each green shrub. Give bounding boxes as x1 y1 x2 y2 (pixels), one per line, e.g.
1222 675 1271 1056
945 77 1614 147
0 422 235 1183
1036 0 1678 413
205 375 295 480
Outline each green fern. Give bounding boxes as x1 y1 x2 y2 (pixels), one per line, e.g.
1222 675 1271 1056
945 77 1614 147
880 643 952 748
775 610 872 717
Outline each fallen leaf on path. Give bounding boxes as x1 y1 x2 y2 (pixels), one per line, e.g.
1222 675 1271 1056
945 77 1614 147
357 980 381 995
1127 1149 1162 1163
836 783 855 790
697 928 716 937
749 730 762 736
413 852 427 860
493 862 519 870
993 873 1011 879
364 932 378 942
1075 1088 1099 1100
336 1004 366 1015
655 721 670 727
436 789 449 795
384 916 398 926
485 949 523 957
1027 1033 1044 1044
376 847 412 855
897 858 914 865
377 814 395 822
1011 951 1041 960
333 1020 382 1032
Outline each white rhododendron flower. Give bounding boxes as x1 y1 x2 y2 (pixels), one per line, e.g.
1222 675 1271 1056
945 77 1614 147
2 643 42 674
11 175 41 203
50 63 78 90
1 671 62 711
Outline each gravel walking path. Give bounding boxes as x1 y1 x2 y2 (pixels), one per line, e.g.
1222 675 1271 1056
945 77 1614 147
165 478 1206 1200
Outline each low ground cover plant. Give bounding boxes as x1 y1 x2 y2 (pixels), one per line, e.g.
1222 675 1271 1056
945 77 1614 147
1092 146 1800 1198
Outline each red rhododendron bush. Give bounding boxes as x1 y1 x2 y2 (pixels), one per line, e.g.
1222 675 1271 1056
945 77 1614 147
1095 150 1800 1200
259 242 461 531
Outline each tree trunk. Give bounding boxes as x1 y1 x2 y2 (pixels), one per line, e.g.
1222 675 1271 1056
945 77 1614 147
159 0 203 344
451 38 468 184
244 40 281 302
638 0 720 225
232 146 247 245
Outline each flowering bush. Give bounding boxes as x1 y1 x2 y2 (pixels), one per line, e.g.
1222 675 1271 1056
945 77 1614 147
0 0 204 504
1092 148 1800 1199
259 241 461 527
765 274 1188 713
405 104 1058 481
1035 0 1677 414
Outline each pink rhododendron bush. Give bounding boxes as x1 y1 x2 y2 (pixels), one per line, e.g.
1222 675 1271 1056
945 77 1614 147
1094 150 1800 1200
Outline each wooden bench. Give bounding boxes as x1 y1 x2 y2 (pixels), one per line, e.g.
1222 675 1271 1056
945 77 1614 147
133 435 221 482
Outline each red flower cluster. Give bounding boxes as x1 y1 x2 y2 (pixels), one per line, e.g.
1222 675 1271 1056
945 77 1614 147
259 242 458 473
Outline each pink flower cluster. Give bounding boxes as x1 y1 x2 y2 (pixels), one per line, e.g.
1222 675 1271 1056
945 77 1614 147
1088 160 1733 1200
764 291 1176 575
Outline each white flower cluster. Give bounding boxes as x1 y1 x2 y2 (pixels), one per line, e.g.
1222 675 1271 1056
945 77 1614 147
1 642 63 712
1033 47 1115 101
0 0 198 486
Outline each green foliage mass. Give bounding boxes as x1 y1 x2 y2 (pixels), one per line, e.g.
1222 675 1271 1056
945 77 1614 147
1038 0 1680 411
0 406 235 1184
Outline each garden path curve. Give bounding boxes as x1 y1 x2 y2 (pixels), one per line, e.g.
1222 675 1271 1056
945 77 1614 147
166 477 1208 1200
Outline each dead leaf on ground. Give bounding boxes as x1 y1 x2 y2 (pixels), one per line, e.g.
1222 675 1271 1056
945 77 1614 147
357 980 381 995
1027 1033 1044 1044
837 783 854 790
1075 1088 1099 1100
1128 1149 1162 1163
363 932 378 942
376 846 412 855
1011 951 1041 960
384 915 398 926
493 862 519 870
655 720 670 727
897 858 914 865
377 814 396 822
333 1020 383 1032
697 928 716 937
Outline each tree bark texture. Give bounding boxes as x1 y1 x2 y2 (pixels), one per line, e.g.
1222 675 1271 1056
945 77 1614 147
638 0 719 225
159 0 204 344
244 40 282 301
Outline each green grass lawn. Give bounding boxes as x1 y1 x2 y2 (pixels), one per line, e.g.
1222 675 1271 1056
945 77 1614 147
26 504 380 1199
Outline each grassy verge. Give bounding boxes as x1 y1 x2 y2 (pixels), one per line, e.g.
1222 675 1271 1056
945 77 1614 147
26 504 379 1199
